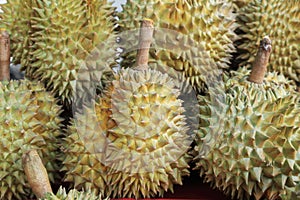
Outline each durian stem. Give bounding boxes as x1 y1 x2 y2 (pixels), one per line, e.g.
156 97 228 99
134 19 154 70
248 36 272 84
0 29 10 81
22 150 53 199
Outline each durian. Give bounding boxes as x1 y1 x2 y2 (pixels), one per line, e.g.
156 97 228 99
1 0 117 104
0 79 63 200
0 0 33 67
118 0 238 90
194 37 300 199
237 0 300 83
62 19 191 199
41 187 109 200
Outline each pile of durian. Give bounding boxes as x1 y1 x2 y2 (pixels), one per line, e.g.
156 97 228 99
0 0 299 200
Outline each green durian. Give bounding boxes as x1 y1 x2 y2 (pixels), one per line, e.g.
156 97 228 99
0 80 63 200
118 0 238 90
194 37 300 200
41 187 109 200
62 19 191 199
1 0 117 104
0 0 34 67
237 0 300 83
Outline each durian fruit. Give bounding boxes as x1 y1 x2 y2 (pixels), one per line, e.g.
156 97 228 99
41 187 109 200
0 79 63 200
22 149 109 200
62 19 191 199
3 0 117 104
0 0 34 67
237 0 300 83
118 0 238 90
194 37 300 199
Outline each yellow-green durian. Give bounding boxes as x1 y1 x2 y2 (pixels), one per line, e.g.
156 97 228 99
118 0 238 90
0 0 34 67
41 187 109 200
16 0 117 104
62 68 191 199
194 67 300 200
0 80 63 200
237 0 300 83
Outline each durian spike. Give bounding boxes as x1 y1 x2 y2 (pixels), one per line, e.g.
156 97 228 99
248 36 272 84
134 19 154 70
22 150 53 199
0 29 10 81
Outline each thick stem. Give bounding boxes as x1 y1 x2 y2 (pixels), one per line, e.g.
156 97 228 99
248 36 272 84
0 29 10 81
22 150 53 199
134 19 154 70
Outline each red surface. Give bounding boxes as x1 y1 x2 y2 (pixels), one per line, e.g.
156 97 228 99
113 172 233 200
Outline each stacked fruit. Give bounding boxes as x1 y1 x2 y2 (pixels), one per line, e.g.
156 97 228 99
0 0 299 200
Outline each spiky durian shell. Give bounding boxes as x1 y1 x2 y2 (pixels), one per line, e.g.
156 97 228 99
41 187 108 200
62 68 191 198
0 0 34 67
118 0 238 90
237 0 300 83
0 80 62 200
194 67 300 200
19 0 117 104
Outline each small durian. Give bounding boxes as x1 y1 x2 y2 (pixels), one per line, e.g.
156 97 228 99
0 30 63 200
62 19 191 199
237 0 300 83
41 187 108 200
0 81 62 200
118 0 238 90
22 150 108 200
194 37 300 200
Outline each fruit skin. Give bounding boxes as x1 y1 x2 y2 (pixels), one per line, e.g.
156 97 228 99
0 0 34 68
62 68 191 199
194 68 300 200
237 0 300 83
118 0 238 90
0 80 62 200
1 0 117 104
41 187 108 200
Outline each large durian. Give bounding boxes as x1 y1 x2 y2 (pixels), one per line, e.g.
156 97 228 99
237 0 300 83
194 37 300 199
1 0 117 104
118 0 238 90
0 79 63 200
62 19 192 199
0 0 34 67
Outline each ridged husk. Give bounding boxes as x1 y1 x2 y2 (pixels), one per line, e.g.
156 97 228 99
0 0 34 67
62 68 191 198
237 0 300 83
0 80 62 200
41 187 109 200
118 0 238 91
1 0 117 104
194 67 300 200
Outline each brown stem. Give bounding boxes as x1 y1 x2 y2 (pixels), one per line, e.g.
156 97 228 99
22 150 53 199
248 36 272 84
0 29 10 81
134 19 154 70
